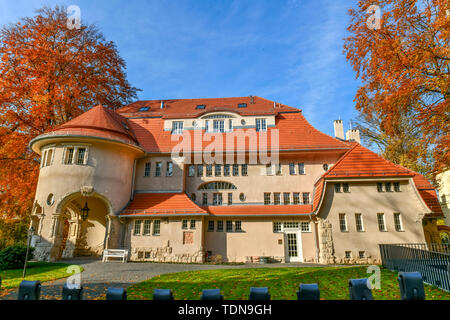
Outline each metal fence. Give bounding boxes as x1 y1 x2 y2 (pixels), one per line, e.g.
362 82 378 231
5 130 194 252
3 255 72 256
379 243 450 292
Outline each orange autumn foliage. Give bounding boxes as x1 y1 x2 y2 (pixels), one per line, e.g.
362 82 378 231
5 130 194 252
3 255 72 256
0 6 139 221
344 0 449 177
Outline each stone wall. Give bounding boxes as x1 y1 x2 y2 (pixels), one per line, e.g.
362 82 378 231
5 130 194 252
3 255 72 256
130 246 204 263
318 219 335 264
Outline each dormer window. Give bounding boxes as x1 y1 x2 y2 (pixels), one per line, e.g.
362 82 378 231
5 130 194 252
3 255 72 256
171 121 184 134
238 103 247 108
139 107 150 112
196 105 206 109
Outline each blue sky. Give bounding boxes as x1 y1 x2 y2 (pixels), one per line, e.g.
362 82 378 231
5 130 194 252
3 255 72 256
0 0 361 136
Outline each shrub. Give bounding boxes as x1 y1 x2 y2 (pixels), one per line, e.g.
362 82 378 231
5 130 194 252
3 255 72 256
0 244 34 270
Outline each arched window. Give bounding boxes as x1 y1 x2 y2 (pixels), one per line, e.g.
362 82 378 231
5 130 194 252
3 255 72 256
198 181 237 190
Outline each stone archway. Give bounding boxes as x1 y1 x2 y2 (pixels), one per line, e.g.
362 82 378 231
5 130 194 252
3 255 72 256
51 191 113 260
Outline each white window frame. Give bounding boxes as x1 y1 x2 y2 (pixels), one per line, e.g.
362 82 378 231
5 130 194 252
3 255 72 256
355 213 364 232
144 162 151 177
213 120 225 133
182 219 188 230
153 220 161 236
235 221 242 232
256 118 267 132
133 220 142 236
293 193 300 204
377 213 387 231
298 163 305 175
394 213 404 231
207 221 214 232
171 121 184 134
143 220 152 236
264 193 271 205
188 164 195 177
339 213 348 232
273 222 282 233
62 144 89 165
166 161 173 177
301 222 311 232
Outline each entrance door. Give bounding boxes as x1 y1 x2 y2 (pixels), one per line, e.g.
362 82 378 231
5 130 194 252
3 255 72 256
285 231 302 262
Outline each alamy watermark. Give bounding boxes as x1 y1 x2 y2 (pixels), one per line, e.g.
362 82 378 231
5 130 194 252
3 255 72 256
366 5 381 30
66 265 82 289
67 5 81 30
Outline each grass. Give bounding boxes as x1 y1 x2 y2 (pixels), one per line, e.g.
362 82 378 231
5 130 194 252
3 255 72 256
0 262 79 289
127 266 450 300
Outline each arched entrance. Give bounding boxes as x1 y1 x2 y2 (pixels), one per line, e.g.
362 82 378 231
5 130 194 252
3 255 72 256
52 193 112 260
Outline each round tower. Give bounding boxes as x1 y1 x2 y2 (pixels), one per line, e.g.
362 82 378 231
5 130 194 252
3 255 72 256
29 105 144 261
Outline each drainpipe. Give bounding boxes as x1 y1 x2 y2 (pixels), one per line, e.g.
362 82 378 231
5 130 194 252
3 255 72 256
310 213 320 263
130 159 137 201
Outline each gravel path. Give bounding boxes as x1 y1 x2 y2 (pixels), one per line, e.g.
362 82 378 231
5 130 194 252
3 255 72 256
0 258 328 300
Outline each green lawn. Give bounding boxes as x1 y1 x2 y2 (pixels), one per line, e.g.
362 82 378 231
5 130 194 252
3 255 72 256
127 266 450 300
0 262 79 289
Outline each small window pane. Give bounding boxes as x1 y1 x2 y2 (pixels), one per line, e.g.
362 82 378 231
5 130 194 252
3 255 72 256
197 164 203 177
155 162 162 176
335 183 341 193
293 193 300 204
226 221 233 232
206 164 213 176
264 193 271 205
377 213 386 231
301 222 310 232
224 164 230 176
77 148 86 165
241 164 248 176
166 162 173 176
215 164 221 176
298 163 305 174
190 220 196 229
143 220 151 235
273 222 282 233
217 220 223 232
133 220 142 235
343 183 350 193
339 214 347 232
153 220 161 235
235 221 242 232
144 162 151 177
302 192 310 204
274 193 281 205
283 193 290 205
188 165 195 177
182 220 188 229
394 182 400 192
207 221 214 232
289 163 296 175
202 193 208 205
377 182 383 192
233 164 239 176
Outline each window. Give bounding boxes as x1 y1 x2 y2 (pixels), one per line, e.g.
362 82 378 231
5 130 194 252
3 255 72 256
273 222 282 233
256 118 267 132
144 162 151 177
143 220 151 236
343 183 350 193
133 220 142 235
45 149 53 167
275 164 282 176
65 147 74 164
207 221 214 232
202 193 208 205
241 164 248 176
226 221 233 232
217 220 224 232
155 162 162 176
394 213 403 231
394 182 401 192
377 213 386 231
302 192 310 204
266 164 273 176
298 163 305 174
284 222 299 229
264 193 271 205
205 120 210 132
224 164 230 176
289 163 296 175
385 182 392 192
198 182 237 190
166 161 173 177
323 164 329 171
228 193 233 205
339 214 347 232
359 251 366 259
153 220 161 235
171 121 184 134
235 221 242 232
377 182 384 192
188 165 195 177
190 220 196 229
206 164 213 176
215 164 221 176
213 193 223 205
283 193 290 205
355 213 364 232
197 164 203 177
76 148 86 165
196 104 206 109
182 220 188 229
139 107 150 112
228 119 233 132
345 251 352 259
213 120 225 133
334 183 342 193
233 164 239 176
239 193 246 202
293 193 300 204
238 103 247 108
274 193 281 205
191 193 196 202
301 222 310 232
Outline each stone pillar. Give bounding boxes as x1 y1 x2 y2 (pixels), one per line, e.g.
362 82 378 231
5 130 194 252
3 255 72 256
318 218 336 264
48 214 63 262
105 215 122 249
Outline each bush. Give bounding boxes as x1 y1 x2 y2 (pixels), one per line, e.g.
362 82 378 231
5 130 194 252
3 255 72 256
0 244 34 270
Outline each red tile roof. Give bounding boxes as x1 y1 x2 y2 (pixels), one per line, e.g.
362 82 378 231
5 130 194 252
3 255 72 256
51 105 139 146
125 108 349 153
413 174 444 217
312 178 325 212
324 143 413 178
203 204 312 216
120 193 207 216
117 96 298 119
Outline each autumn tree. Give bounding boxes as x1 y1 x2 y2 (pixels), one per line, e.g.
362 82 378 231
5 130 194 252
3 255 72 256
344 0 449 178
0 6 139 227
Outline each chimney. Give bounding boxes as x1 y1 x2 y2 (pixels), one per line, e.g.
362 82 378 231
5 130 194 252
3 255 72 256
346 129 361 143
249 95 254 104
160 100 164 109
333 120 344 140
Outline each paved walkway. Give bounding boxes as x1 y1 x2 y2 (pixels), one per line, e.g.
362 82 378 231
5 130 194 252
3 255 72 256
0 258 328 300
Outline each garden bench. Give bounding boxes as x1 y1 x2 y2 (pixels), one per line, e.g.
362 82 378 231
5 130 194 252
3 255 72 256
102 249 128 263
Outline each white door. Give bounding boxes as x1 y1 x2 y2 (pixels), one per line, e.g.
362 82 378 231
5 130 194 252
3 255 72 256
285 231 303 262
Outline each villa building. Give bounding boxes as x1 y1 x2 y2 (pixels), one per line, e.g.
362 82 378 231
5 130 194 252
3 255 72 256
28 96 443 264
